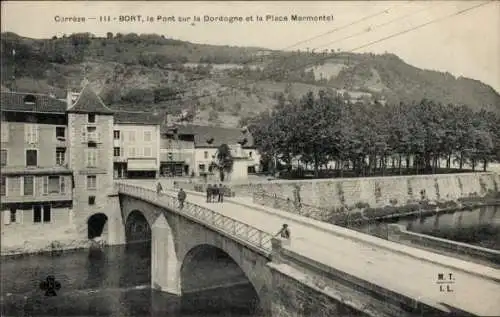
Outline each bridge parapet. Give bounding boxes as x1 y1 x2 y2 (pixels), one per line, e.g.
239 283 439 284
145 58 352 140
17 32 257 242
116 183 274 256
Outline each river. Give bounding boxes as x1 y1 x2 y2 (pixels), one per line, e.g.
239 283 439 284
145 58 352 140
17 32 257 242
355 205 500 251
0 243 260 317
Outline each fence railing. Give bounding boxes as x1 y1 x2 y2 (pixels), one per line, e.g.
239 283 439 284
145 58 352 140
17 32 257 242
253 191 333 221
116 183 273 255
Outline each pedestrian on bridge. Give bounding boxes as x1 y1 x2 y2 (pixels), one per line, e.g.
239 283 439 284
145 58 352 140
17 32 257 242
212 184 219 203
156 182 163 195
218 183 226 203
206 184 213 203
275 224 290 239
178 188 187 209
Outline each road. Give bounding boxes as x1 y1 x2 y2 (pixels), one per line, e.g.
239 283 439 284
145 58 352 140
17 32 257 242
125 179 500 316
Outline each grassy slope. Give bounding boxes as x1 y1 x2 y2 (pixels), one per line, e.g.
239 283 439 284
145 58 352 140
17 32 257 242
1 32 499 127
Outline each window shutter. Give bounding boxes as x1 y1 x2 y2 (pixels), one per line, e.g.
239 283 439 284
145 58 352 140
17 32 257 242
4 210 10 225
24 125 30 143
81 126 87 143
42 176 48 195
96 128 101 143
16 211 22 224
60 176 66 194
33 125 39 143
95 151 99 167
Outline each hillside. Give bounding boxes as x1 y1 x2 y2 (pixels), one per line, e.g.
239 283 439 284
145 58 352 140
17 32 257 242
1 32 499 127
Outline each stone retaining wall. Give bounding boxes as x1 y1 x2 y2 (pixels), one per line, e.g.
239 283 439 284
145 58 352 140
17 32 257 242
387 224 500 268
176 173 499 209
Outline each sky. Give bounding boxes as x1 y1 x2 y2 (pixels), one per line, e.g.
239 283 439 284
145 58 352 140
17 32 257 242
2 1 499 92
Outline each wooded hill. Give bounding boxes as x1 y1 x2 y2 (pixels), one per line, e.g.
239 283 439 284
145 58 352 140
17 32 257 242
1 32 499 127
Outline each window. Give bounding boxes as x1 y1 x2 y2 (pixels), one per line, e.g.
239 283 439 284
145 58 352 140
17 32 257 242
23 176 34 196
144 147 152 157
88 113 96 123
114 130 120 140
56 148 66 166
26 149 37 167
56 127 65 139
87 175 97 190
88 196 96 205
43 205 51 222
167 152 173 160
114 147 121 157
25 124 39 143
33 205 42 223
204 151 209 159
128 131 136 142
87 126 98 143
10 209 17 223
144 131 152 142
48 176 60 194
86 149 97 167
1 177 6 196
128 147 136 157
1 149 6 166
249 151 253 158
199 164 206 172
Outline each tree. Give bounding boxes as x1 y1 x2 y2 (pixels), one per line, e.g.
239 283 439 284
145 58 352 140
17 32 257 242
213 144 234 182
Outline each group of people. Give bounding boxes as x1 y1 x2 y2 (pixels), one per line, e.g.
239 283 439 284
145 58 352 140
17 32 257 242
206 184 227 203
156 181 291 240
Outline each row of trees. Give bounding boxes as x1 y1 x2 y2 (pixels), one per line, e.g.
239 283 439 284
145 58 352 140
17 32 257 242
246 90 500 178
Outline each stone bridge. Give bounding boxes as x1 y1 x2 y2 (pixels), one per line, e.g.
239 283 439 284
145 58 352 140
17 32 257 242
116 182 500 316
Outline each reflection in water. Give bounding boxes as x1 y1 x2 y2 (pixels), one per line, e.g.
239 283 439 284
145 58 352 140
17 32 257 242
357 205 500 250
1 242 259 317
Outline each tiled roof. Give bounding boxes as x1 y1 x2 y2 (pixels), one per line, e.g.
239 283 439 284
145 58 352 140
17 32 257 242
67 84 114 114
0 91 66 113
113 110 164 125
163 124 255 148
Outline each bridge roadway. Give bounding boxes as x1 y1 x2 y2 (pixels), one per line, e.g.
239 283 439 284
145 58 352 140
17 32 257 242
123 180 500 316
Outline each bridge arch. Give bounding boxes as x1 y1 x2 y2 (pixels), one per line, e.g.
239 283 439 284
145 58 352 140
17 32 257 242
87 213 109 240
179 243 263 314
125 209 152 244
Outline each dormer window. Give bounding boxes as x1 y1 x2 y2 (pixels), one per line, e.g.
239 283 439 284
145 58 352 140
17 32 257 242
88 113 96 123
23 94 36 104
206 137 214 144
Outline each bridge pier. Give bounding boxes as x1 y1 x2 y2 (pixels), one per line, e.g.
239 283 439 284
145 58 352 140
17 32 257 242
151 213 181 295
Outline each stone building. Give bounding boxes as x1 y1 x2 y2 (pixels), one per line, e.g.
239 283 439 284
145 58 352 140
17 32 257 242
0 85 161 254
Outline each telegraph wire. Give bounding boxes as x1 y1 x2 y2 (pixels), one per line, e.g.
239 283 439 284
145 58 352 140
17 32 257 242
349 0 493 53
313 2 447 50
279 4 402 51
170 1 493 106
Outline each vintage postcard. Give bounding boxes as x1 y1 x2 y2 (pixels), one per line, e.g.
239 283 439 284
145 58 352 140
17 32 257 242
1 1 499 316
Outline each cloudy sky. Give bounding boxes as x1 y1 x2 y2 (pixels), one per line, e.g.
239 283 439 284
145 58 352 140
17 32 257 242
2 1 499 92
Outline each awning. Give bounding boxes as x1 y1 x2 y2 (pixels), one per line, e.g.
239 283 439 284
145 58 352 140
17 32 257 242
128 159 157 171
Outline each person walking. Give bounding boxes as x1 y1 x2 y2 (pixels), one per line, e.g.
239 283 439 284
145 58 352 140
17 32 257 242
156 181 163 195
212 184 219 203
218 183 225 203
206 184 213 203
177 188 187 209
275 224 291 239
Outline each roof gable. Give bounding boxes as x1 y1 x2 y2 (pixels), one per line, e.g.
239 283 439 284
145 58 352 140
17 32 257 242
67 84 113 115
0 92 66 113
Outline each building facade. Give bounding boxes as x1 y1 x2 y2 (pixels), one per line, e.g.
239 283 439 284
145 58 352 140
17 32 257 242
0 86 160 254
113 111 162 179
160 124 261 179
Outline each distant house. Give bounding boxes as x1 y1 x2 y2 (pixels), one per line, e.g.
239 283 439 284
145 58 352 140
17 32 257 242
160 124 261 179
